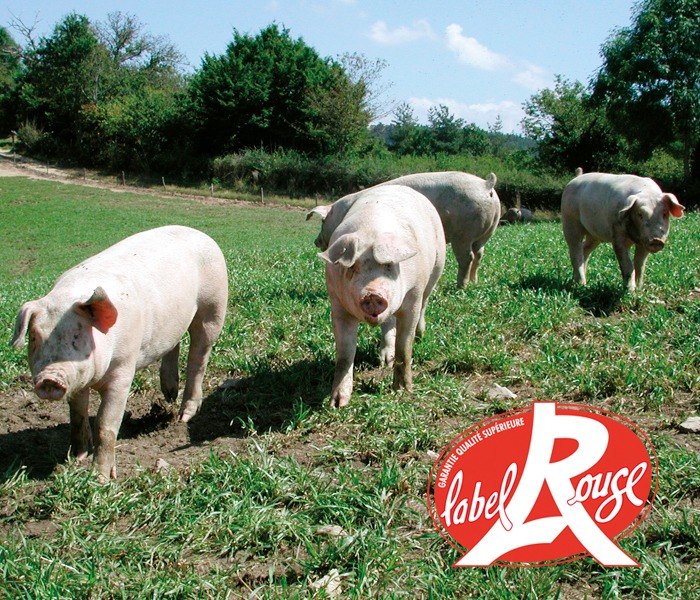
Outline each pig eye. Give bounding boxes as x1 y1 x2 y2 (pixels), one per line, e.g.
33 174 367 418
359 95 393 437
345 263 360 279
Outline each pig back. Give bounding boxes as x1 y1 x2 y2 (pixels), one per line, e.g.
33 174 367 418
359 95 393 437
53 225 228 369
388 171 500 244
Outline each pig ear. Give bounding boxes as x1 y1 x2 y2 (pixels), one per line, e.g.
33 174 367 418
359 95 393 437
11 300 39 349
618 194 639 218
306 205 331 222
75 287 118 334
318 233 359 267
373 234 417 265
663 193 685 218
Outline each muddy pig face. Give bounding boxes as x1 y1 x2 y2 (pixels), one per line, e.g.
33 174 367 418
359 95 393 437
320 232 417 325
12 288 118 400
622 193 684 253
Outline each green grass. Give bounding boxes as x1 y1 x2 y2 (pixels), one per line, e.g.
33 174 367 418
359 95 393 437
1 177 699 598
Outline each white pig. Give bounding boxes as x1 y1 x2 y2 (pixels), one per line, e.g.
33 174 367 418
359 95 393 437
308 171 500 288
502 207 533 224
11 225 229 480
561 171 685 291
319 185 446 408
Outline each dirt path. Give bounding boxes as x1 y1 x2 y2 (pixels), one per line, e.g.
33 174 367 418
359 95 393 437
0 149 308 210
0 149 124 188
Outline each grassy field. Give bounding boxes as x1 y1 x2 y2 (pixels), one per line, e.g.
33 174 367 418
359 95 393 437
0 176 698 599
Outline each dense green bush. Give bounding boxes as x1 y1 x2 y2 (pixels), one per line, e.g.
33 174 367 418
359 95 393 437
211 148 573 209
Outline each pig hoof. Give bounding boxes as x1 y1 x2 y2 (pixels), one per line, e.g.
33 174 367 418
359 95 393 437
330 393 349 409
380 350 395 367
178 400 201 423
95 469 111 484
74 451 89 463
392 370 413 391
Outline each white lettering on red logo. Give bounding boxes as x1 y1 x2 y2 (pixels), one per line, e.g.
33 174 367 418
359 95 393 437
428 402 656 567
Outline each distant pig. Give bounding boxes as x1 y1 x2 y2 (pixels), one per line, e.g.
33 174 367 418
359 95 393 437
502 207 533 224
561 171 685 291
11 225 229 480
308 171 500 288
319 185 446 408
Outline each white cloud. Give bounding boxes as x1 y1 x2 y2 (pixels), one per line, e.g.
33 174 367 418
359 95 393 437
444 24 553 94
368 19 435 45
408 96 525 134
513 62 553 91
445 24 510 71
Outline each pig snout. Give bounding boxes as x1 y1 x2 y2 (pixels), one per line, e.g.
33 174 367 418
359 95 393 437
647 238 665 253
361 292 388 324
35 377 67 400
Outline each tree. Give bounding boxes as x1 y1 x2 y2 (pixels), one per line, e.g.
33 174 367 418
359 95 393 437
522 76 625 172
0 26 22 134
338 52 394 121
305 58 372 155
461 123 490 156
593 0 700 180
17 13 104 152
428 104 464 154
96 12 184 80
388 102 426 154
85 87 190 172
11 12 189 169
188 24 367 156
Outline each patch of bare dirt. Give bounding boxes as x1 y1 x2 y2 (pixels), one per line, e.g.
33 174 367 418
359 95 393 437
0 379 253 480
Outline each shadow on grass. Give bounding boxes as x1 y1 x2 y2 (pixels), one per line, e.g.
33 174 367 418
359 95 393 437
518 273 626 317
185 356 334 445
0 423 71 481
0 356 336 482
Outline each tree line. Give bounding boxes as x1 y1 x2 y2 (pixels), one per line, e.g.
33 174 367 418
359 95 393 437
1 0 699 204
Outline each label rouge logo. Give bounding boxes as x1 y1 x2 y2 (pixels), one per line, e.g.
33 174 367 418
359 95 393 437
427 402 657 567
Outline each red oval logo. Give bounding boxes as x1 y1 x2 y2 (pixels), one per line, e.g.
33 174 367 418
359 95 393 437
427 402 657 567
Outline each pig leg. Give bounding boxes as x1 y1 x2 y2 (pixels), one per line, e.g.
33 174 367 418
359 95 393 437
68 388 92 461
612 234 636 292
468 241 486 284
633 245 650 289
416 309 426 338
160 343 180 402
179 316 222 423
582 237 600 283
563 220 587 285
93 376 132 481
417 253 443 338
583 237 600 274
380 316 396 366
330 304 359 408
452 240 474 289
393 293 422 392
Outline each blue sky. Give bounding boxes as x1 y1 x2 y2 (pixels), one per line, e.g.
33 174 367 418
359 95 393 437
3 1 637 133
